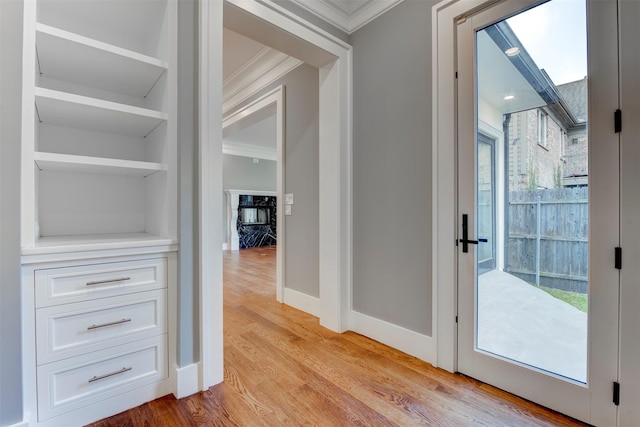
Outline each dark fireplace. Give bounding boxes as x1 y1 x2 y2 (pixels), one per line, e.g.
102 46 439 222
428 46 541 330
237 195 276 248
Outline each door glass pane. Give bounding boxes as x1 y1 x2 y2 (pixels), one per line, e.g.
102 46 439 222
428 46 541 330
475 0 588 383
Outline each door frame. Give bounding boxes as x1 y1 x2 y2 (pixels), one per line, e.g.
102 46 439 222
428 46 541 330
222 85 286 303
433 0 620 424
476 132 497 275
198 0 353 390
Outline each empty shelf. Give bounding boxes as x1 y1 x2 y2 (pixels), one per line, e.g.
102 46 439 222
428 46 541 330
34 152 167 176
36 23 167 98
35 88 167 137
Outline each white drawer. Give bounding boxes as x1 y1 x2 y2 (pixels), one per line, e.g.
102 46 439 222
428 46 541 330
35 257 166 307
36 290 166 364
37 335 167 421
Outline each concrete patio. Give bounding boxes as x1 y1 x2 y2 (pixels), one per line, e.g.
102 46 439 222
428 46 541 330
477 269 587 383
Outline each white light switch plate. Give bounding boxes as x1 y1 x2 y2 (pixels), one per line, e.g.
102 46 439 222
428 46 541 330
285 205 292 215
284 193 294 205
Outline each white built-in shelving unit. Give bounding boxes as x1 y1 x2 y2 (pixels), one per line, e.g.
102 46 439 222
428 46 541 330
21 1 178 425
22 0 177 252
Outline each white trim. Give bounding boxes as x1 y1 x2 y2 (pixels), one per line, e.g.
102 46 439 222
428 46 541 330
223 46 270 86
350 311 437 364
477 120 504 271
222 142 276 161
432 0 464 373
20 0 36 248
291 0 404 34
198 0 224 391
222 85 285 303
175 362 200 399
6 413 30 427
317 59 350 332
257 0 352 50
199 0 352 393
222 242 229 250
283 287 320 318
223 48 301 113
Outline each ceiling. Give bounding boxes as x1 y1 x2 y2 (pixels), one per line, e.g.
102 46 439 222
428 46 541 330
223 29 279 158
477 30 546 115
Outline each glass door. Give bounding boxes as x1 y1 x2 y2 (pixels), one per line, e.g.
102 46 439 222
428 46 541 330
456 0 619 424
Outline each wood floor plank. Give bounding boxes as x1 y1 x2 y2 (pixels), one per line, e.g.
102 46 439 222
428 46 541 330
88 246 588 427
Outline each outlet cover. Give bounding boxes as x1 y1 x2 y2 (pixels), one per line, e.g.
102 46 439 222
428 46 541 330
284 193 294 205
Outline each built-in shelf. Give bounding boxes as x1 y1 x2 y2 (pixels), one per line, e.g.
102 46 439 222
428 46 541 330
35 87 167 137
34 152 167 177
22 232 178 257
36 23 167 98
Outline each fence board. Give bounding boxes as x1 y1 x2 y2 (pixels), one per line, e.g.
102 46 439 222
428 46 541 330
506 188 588 293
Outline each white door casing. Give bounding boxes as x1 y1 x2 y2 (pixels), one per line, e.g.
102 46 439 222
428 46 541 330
618 1 640 425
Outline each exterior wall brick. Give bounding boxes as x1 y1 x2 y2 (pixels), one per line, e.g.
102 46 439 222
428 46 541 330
564 128 588 178
508 108 567 190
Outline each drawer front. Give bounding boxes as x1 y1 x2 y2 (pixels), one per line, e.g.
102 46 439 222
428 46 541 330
36 290 166 364
37 335 167 421
35 257 166 307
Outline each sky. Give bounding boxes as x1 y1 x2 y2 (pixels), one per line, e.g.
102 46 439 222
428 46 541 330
506 0 587 85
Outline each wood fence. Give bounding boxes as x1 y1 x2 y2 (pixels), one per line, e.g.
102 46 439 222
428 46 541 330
507 187 588 293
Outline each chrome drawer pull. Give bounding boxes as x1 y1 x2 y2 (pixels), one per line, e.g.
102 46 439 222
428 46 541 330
88 366 132 383
87 318 132 330
86 277 131 286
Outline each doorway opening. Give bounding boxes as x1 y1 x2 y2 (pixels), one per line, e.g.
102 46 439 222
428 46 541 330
198 0 352 391
221 79 284 302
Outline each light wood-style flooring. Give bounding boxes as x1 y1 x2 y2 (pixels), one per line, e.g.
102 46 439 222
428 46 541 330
89 246 586 426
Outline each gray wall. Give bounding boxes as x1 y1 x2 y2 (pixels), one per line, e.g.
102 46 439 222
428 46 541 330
222 154 276 238
351 0 436 336
177 0 199 367
226 64 320 297
0 0 24 424
223 154 277 191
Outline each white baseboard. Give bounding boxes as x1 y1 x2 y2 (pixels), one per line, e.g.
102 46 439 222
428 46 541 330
350 310 437 365
175 362 201 399
283 287 319 318
222 242 229 250
7 413 29 427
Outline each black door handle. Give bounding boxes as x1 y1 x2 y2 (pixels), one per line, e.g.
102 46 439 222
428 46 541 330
459 214 488 253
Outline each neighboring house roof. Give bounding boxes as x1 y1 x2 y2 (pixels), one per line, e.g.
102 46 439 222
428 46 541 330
557 78 588 124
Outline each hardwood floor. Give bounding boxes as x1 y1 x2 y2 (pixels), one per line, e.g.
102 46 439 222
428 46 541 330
89 246 587 426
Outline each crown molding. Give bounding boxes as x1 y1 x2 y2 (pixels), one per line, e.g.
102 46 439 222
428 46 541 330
223 47 302 113
222 142 277 161
292 0 404 34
